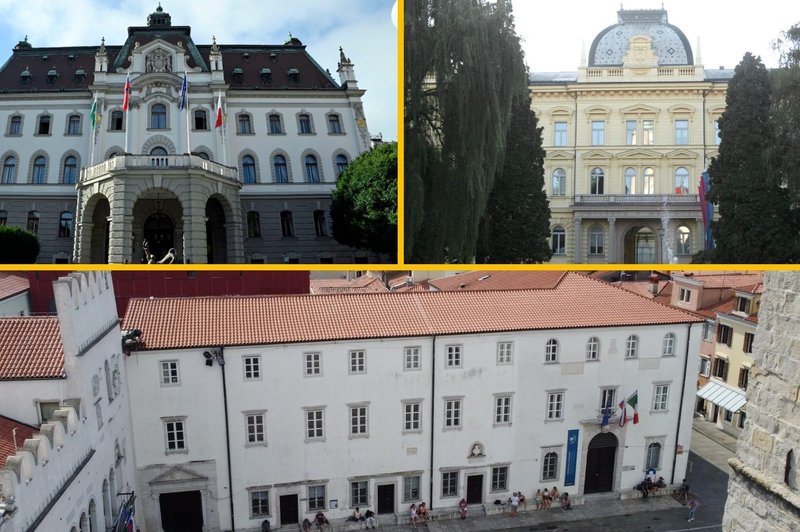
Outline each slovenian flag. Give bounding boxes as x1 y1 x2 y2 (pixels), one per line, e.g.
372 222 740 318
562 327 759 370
215 92 223 128
601 394 612 428
178 73 187 111
125 507 135 532
122 73 131 112
627 391 640 424
618 399 627 427
90 97 98 129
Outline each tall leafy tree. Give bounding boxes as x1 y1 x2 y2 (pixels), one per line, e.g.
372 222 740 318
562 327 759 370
330 142 397 261
405 0 529 262
770 22 800 199
477 93 551 263
704 52 799 263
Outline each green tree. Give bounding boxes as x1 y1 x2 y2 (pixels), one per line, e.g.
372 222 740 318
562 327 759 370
702 52 799 263
770 22 800 199
477 93 552 263
330 142 397 260
405 0 529 262
0 225 40 263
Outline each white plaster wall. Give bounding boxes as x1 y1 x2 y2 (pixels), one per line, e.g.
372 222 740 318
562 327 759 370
0 292 30 316
0 379 66 425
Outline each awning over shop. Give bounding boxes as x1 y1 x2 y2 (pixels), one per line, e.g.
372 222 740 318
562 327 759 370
696 380 747 413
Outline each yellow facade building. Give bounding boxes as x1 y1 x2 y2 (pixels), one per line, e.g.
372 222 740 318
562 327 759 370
530 8 732 263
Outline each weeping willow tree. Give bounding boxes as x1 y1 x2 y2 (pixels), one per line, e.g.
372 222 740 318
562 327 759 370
405 0 529 263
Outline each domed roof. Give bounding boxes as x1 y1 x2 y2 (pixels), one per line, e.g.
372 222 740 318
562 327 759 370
589 9 693 67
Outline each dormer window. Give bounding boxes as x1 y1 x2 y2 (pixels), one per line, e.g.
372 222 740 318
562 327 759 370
232 67 244 84
47 68 58 84
734 296 751 315
68 54 75 63
243 52 250 61
288 68 300 84
41 55 48 63
270 53 277 62
20 67 31 85
260 67 272 84
74 68 86 84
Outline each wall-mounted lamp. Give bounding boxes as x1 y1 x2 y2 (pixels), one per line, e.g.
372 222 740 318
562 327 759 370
121 329 142 355
203 349 224 367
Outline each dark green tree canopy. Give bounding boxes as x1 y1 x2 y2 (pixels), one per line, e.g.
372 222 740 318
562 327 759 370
330 142 397 260
0 225 40 263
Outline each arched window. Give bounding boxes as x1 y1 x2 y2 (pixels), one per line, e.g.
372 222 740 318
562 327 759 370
590 167 604 195
102 479 112 529
298 113 312 134
335 154 348 176
589 225 604 255
241 155 256 183
79 511 89 532
643 167 655 194
328 114 342 134
105 360 114 402
8 115 22 135
274 155 288 183
268 114 282 134
67 114 81 135
150 104 167 129
677 226 691 255
37 114 51 135
193 110 208 130
149 147 168 167
552 168 566 196
197 152 210 160
238 113 253 134
586 337 600 361
663 333 676 356
32 156 47 183
88 499 98 532
545 339 559 363
305 155 320 183
1 156 15 183
110 110 124 131
59 211 73 237
247 211 261 238
675 167 689 194
551 226 566 255
625 167 637 194
626 335 639 359
646 442 661 470
542 452 558 480
26 211 39 234
63 156 78 184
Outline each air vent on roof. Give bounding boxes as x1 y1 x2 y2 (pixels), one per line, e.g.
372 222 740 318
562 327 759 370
20 67 31 85
68 54 75 63
41 55 48 62
243 52 250 61
270 53 277 61
232 66 244 84
47 68 58 84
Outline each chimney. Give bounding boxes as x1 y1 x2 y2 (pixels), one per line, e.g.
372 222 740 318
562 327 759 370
649 273 660 296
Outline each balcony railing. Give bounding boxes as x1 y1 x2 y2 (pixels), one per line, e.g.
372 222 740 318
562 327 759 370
574 194 700 206
81 154 239 182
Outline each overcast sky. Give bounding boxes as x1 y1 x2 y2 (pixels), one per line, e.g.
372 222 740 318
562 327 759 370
0 0 397 140
514 0 796 72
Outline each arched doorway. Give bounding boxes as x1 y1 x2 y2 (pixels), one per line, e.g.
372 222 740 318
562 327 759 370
584 432 618 494
89 197 111 264
144 212 175 262
624 227 657 264
206 198 227 264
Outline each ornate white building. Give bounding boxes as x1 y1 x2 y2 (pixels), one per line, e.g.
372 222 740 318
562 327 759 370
0 5 378 264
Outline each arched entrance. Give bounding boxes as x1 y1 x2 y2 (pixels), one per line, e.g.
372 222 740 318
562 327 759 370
584 432 618 494
132 189 183 263
206 197 228 264
87 196 111 264
624 227 657 264
144 212 175 261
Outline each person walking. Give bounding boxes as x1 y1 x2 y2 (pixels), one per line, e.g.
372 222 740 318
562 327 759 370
687 498 699 522
678 479 690 502
509 492 520 517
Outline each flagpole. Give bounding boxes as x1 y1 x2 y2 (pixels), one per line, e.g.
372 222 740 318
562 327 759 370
124 70 130 154
185 70 191 155
89 94 96 165
220 91 227 166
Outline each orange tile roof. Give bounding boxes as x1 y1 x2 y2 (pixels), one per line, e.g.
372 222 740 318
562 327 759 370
122 272 703 350
395 281 431 292
714 299 760 324
0 415 38 463
672 272 763 289
0 317 65 380
311 276 389 294
0 272 29 301
428 271 567 291
612 280 672 300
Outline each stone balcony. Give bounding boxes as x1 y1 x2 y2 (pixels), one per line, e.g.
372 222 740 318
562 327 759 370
578 64 705 83
574 194 700 207
81 154 240 182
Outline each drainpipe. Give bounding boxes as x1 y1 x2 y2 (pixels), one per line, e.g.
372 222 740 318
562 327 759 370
567 84 578 205
206 347 235 530
671 323 693 485
702 83 714 170
429 335 437 510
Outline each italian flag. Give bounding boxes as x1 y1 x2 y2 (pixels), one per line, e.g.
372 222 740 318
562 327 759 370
627 391 640 424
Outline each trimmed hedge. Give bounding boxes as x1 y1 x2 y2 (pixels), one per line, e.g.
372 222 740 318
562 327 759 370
0 225 40 263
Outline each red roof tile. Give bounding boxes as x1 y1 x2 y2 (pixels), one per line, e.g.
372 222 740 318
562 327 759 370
673 272 764 289
429 271 567 291
0 317 65 380
122 272 703 350
311 276 389 294
0 273 29 301
0 415 38 464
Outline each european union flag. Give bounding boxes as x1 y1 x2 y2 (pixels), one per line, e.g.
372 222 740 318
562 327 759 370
179 73 188 111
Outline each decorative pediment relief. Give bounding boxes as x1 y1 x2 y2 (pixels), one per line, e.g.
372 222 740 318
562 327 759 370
619 103 660 116
664 149 699 160
547 150 573 160
146 48 173 73
623 35 658 68
616 148 662 159
668 104 696 116
150 465 208 485
582 149 614 160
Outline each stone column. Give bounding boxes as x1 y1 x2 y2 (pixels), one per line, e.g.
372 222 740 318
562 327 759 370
656 227 665 264
182 204 209 264
573 217 582 263
608 218 617 263
225 220 245 264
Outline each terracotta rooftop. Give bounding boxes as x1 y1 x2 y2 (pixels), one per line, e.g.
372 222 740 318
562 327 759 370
310 276 389 294
0 273 29 302
735 283 764 295
122 272 703 350
611 280 673 302
672 272 764 289
0 415 37 464
0 317 65 380
714 299 760 324
428 271 567 291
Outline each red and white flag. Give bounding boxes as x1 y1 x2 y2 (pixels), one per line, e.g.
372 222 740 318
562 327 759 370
215 92 223 128
122 73 131 112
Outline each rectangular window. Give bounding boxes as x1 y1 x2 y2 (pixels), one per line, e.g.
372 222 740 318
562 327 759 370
497 342 513 365
95 400 103 429
305 409 324 440
246 413 266 443
280 210 295 238
444 399 462 428
269 115 282 134
735 297 751 314
642 119 654 145
111 112 124 131
403 476 421 502
600 388 616 411
244 356 261 380
625 119 637 145
542 450 559 481
441 472 459 497
724 409 733 422
67 116 81 135
308 485 326 511
350 405 368 436
238 115 253 134
714 119 721 145
250 490 270 518
547 392 563 420
554 121 567 146
404 402 421 431
404 346 421 370
164 419 186 451
717 324 733 347
494 395 512 424
445 344 462 368
351 481 368 507
491 466 508 492
699 357 711 377
675 119 689 145
738 368 750 390
349 350 366 374
737 411 747 429
305 352 321 376
653 384 669 411
743 332 755 354
313 210 327 237
702 322 713 341
679 287 691 303
9 116 21 135
589 231 604 255
591 120 605 145
38 116 51 135
712 357 728 380
160 360 180 385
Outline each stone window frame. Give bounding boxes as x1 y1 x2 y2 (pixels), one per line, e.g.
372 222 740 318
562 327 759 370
348 401 370 439
266 110 286 135
246 211 261 239
401 399 423 433
551 226 566 255
28 150 50 184
105 146 125 159
34 112 53 137
349 349 367 374
191 108 210 131
588 223 605 256
307 484 327 512
236 111 255 135
544 338 559 364
545 390 565 421
644 436 667 471
303 406 326 442
238 149 261 184
493 392 514 426
162 416 188 454
296 110 316 135
244 409 268 447
325 110 346 135
243 354 262 380
440 470 459 498
59 150 81 184
586 336 601 361
551 168 567 196
269 149 293 183
403 475 422 502
332 149 352 178
540 445 563 481
304 351 322 377
350 480 369 508
445 344 462 368
147 101 170 131
443 396 464 430
491 465 510 492
625 335 639 359
496 341 513 365
248 488 271 518
5 113 24 137
404 346 422 371
64 112 84 136
651 382 671 413
1 150 20 183
107 109 125 132
159 360 180 386
662 333 676 357
300 148 325 183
